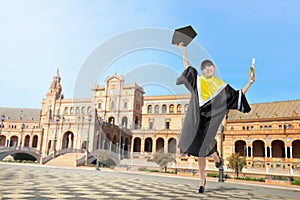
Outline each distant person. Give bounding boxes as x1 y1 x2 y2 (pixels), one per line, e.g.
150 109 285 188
176 43 254 193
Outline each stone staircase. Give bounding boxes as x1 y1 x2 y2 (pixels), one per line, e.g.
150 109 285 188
45 153 84 167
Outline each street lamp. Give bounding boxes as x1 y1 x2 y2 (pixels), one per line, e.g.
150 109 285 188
0 114 5 135
54 114 60 157
218 125 225 182
96 117 103 171
20 123 25 149
119 123 123 160
87 114 92 152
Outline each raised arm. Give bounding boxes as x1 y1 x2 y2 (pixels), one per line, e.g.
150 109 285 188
177 42 189 69
242 76 255 94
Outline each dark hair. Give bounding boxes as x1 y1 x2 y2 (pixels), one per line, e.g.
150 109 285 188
200 60 214 70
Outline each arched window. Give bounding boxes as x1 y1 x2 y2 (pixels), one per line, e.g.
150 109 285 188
162 104 167 113
147 105 152 113
169 104 174 113
155 105 159 113
70 107 74 114
98 103 102 109
177 104 182 113
76 107 80 114
82 107 85 115
110 101 115 110
64 107 68 114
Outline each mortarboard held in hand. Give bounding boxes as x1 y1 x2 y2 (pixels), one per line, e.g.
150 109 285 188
172 25 197 47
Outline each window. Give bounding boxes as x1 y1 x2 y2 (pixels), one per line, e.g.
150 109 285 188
64 107 68 114
155 105 159 113
110 101 114 110
149 121 153 129
98 103 102 109
169 104 174 113
124 102 128 109
147 105 152 113
76 107 80 114
82 107 85 114
162 104 167 113
165 122 170 130
177 104 182 113
70 107 74 114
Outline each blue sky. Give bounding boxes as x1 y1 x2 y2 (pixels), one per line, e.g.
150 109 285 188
0 0 299 108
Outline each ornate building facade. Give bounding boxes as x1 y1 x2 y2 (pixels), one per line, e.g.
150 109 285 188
0 71 299 170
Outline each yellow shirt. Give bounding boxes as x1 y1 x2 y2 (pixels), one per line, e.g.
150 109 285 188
200 75 226 103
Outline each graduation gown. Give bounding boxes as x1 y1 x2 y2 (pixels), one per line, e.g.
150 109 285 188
176 66 251 157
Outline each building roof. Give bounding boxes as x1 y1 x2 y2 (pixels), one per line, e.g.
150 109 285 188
0 107 40 122
227 99 300 121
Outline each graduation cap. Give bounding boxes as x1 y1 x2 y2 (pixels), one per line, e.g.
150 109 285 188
171 25 197 47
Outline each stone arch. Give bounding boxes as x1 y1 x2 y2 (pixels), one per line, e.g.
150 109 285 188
272 140 285 158
24 135 30 147
32 135 38 148
292 140 300 158
133 137 141 152
144 137 153 153
10 136 18 147
0 135 6 147
62 131 74 149
177 104 182 113
147 105 152 113
108 116 115 125
168 138 176 153
156 137 164 152
235 140 246 156
121 116 128 128
253 140 265 157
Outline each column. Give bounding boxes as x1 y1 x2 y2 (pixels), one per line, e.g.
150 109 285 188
270 146 272 158
246 146 249 157
265 146 268 158
163 139 167 153
152 139 157 154
290 146 293 159
141 138 145 155
250 146 253 157
285 146 288 158
109 141 112 151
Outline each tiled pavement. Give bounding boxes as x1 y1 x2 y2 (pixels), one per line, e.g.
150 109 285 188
0 163 300 199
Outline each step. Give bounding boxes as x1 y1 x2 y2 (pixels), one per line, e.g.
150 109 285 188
45 153 84 167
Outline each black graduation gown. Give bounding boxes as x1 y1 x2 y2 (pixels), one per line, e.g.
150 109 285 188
176 66 251 157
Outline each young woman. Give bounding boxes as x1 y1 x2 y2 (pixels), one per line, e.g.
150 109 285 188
176 43 254 193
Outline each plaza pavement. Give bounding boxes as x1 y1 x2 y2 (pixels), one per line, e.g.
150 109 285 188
0 162 300 200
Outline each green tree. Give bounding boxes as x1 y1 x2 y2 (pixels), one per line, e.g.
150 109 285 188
227 153 246 178
153 152 174 172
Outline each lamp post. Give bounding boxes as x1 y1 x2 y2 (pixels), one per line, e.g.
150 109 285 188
119 123 123 160
20 123 25 149
0 114 4 147
0 114 5 136
218 125 225 182
54 114 60 157
87 114 92 152
96 117 103 171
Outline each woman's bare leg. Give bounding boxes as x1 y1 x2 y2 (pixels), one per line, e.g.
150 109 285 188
212 151 220 163
198 157 206 186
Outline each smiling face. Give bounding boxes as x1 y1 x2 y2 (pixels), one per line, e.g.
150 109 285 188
201 64 215 78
